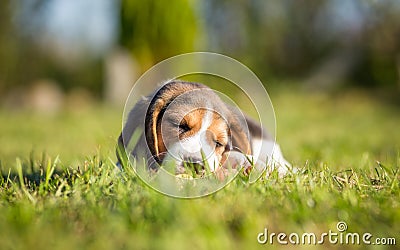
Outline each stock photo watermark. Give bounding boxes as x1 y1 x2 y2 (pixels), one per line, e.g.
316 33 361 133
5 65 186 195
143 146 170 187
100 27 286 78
257 221 396 246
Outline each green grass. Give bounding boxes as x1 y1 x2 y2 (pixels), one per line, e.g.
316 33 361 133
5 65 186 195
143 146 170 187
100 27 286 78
0 88 399 249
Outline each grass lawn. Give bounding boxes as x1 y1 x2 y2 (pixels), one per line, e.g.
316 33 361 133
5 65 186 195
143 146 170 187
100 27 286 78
0 87 399 249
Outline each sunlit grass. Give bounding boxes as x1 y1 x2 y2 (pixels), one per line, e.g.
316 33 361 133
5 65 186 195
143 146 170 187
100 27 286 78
0 105 120 166
0 88 399 249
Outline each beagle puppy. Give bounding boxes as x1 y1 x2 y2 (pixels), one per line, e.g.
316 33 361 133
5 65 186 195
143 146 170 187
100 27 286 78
117 80 290 178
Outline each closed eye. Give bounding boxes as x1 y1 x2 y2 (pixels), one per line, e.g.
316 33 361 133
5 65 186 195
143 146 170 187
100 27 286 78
179 123 191 133
215 141 224 148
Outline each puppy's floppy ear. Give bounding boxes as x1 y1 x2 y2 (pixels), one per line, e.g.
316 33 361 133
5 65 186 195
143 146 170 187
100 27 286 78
229 121 252 155
146 81 205 158
225 108 251 155
146 97 167 158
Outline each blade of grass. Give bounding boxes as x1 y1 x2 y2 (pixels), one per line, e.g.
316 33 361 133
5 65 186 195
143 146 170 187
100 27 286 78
16 158 36 204
45 156 59 189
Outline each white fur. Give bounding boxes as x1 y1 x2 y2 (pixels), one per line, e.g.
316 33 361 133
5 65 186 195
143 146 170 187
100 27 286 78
251 138 291 177
179 110 212 153
165 110 219 171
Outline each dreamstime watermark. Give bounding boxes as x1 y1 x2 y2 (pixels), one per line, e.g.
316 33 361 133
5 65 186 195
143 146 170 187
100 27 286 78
257 222 396 246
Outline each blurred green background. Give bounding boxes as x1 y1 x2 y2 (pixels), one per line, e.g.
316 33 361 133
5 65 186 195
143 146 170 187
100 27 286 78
1 0 399 99
0 0 399 164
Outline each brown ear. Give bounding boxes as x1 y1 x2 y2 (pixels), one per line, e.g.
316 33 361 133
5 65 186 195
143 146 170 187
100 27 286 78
146 98 166 158
229 120 251 155
146 81 207 159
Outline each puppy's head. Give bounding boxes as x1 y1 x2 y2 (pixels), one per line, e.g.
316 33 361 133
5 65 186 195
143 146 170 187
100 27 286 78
145 81 251 172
